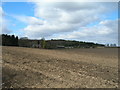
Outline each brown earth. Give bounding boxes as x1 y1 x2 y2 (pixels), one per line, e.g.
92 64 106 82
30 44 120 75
1 46 119 88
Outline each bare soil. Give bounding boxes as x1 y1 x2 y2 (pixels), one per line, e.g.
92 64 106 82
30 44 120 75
1 46 118 88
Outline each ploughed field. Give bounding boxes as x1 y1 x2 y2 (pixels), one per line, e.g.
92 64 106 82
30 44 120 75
2 46 118 88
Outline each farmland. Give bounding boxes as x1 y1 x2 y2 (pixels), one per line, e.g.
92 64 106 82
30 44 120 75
2 46 118 88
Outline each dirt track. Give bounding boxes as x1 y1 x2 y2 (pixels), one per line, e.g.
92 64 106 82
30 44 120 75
2 46 118 88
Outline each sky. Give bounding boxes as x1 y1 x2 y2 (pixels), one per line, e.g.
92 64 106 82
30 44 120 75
1 0 119 45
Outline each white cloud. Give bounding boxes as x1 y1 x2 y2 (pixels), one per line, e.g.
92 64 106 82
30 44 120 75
50 19 118 44
12 2 118 44
0 7 11 34
13 15 44 25
0 7 4 24
0 7 4 16
23 21 79 38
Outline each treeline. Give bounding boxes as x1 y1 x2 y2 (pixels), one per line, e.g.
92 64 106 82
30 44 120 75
1 34 18 46
0 34 105 48
45 39 105 49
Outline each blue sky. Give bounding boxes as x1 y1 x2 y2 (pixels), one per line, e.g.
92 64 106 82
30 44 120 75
1 1 118 45
2 2 34 34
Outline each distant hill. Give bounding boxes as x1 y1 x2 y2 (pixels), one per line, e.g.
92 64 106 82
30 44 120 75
0 34 105 49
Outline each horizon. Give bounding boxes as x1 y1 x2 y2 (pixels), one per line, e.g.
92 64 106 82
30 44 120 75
1 1 118 45
1 33 117 46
